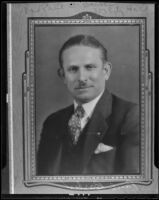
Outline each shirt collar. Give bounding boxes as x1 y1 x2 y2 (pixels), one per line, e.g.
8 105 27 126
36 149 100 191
74 90 104 118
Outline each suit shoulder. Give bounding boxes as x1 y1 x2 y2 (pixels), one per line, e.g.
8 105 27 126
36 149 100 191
111 94 139 129
43 104 73 125
112 94 139 136
112 94 138 114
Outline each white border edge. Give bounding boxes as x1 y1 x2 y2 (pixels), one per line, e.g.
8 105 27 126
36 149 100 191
7 3 14 194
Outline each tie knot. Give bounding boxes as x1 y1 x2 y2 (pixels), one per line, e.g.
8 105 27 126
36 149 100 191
75 105 85 118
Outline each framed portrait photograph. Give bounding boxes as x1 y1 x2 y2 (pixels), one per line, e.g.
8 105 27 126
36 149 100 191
5 2 158 195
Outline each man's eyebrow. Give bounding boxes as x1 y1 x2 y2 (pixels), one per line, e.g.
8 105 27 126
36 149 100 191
68 64 79 68
66 65 79 69
67 63 97 68
85 63 95 66
84 63 96 67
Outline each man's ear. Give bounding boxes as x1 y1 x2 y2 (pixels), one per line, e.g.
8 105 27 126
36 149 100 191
57 68 67 84
103 62 112 81
57 68 65 79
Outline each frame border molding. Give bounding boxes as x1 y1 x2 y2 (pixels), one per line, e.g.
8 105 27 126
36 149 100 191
22 12 153 190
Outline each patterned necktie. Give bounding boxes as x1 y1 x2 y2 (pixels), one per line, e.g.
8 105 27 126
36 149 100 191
68 105 85 145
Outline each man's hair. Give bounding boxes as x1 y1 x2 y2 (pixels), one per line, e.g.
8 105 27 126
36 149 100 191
58 34 108 69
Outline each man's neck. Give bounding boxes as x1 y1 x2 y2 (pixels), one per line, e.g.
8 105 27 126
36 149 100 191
74 89 105 118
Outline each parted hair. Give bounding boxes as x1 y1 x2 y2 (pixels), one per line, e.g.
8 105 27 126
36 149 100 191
58 34 108 78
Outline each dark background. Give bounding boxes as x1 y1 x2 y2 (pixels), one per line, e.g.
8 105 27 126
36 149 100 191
35 25 139 146
1 1 159 197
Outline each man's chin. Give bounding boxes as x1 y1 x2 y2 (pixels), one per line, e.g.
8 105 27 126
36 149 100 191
74 95 94 104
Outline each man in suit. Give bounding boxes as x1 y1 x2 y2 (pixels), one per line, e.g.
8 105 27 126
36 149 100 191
37 35 139 175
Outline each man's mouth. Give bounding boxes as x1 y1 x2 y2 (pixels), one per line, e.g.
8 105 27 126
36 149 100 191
75 86 93 90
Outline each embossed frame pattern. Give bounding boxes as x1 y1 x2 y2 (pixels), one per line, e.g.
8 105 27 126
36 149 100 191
22 12 152 190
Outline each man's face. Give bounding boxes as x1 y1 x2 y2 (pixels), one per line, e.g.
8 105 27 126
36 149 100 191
62 45 110 104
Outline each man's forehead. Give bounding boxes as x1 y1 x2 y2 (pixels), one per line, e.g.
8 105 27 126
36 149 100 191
62 45 103 63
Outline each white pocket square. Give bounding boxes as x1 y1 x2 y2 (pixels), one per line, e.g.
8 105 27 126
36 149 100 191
94 143 114 154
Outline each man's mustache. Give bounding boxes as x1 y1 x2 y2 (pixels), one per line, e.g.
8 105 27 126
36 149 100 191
75 81 93 89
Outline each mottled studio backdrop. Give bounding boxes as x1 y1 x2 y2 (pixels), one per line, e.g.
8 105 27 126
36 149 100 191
35 25 139 146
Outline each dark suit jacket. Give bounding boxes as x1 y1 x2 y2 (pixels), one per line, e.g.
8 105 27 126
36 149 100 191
37 89 140 175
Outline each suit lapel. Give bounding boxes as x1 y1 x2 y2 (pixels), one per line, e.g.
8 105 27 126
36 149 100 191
82 89 113 171
50 105 74 174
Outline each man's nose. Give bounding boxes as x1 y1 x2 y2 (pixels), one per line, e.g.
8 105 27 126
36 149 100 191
78 68 88 82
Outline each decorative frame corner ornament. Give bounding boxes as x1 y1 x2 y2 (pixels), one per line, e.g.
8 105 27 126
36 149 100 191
22 12 153 190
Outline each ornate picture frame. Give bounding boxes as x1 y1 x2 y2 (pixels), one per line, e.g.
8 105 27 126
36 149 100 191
7 2 157 194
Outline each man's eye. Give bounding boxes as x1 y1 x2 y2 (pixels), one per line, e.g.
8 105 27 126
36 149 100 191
68 66 78 72
86 65 95 70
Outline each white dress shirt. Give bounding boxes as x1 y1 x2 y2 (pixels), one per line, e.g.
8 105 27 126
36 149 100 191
74 90 104 130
